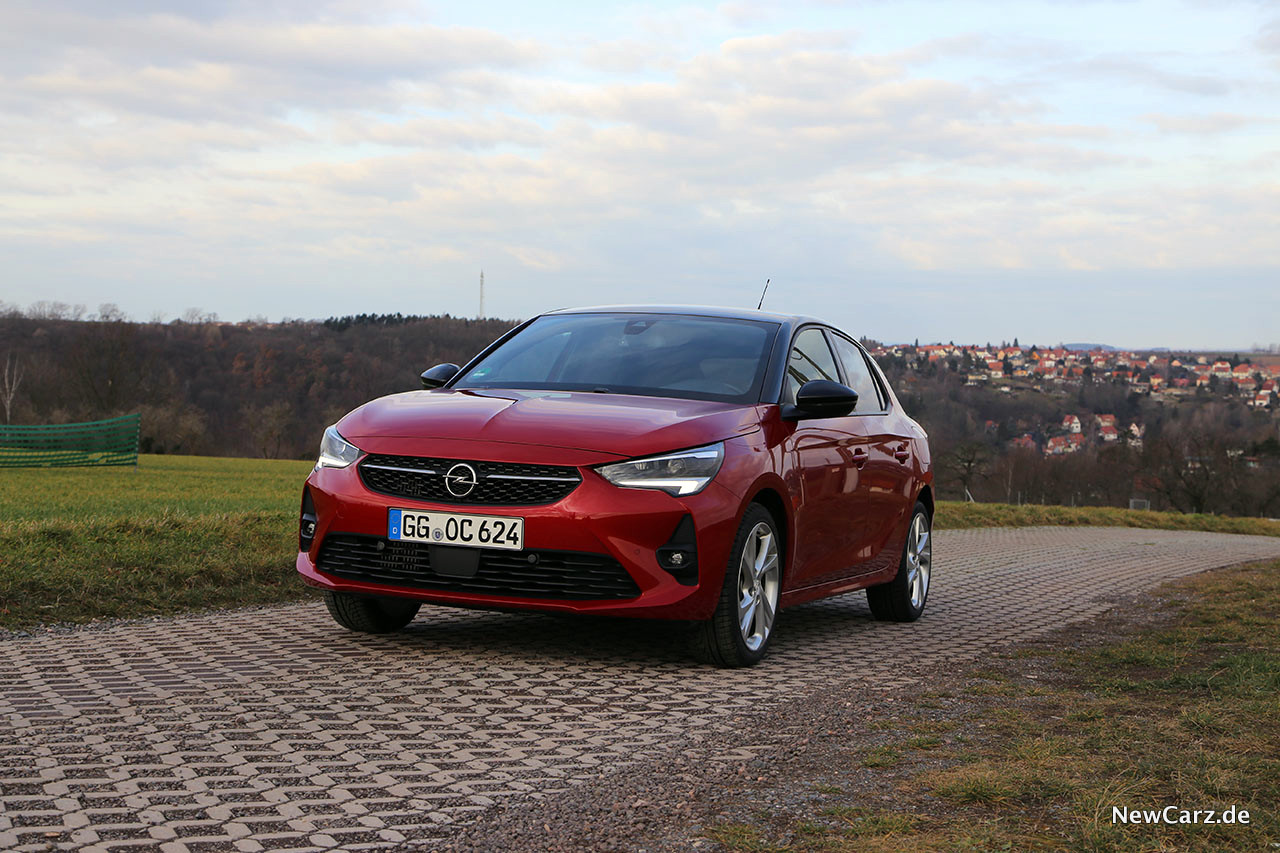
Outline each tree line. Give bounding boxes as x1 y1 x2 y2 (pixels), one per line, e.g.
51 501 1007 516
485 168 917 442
2 307 1276 516
0 310 517 459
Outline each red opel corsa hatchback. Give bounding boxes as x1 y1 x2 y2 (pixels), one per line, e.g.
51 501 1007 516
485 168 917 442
297 306 934 666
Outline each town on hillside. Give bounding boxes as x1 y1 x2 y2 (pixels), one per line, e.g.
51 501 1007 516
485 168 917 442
869 342 1280 460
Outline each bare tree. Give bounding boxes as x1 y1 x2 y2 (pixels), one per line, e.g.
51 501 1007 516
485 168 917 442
1 352 23 423
180 307 219 324
27 301 73 320
94 303 128 323
942 441 992 501
1146 430 1224 514
243 401 296 458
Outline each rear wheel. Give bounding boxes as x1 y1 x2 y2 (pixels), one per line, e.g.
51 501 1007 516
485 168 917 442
691 505 782 667
866 501 932 622
324 591 421 634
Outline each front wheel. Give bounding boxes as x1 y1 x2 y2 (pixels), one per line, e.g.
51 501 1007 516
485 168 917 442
690 505 782 667
866 502 932 622
324 591 421 634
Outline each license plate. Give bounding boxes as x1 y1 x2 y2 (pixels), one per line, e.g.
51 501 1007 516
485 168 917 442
388 509 524 551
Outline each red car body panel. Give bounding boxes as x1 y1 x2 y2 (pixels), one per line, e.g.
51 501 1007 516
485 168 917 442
298 308 932 622
337 389 763 459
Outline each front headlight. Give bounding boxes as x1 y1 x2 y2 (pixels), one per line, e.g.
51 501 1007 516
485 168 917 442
596 442 724 496
315 425 361 470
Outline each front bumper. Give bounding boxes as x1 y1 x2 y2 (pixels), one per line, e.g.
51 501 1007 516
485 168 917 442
297 459 743 620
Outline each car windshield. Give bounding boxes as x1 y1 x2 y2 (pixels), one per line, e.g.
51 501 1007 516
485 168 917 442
453 312 778 404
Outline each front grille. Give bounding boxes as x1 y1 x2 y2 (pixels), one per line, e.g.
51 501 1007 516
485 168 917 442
316 534 641 601
359 454 582 506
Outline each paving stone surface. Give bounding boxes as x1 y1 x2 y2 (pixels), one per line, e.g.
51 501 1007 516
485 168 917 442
2 527 1279 852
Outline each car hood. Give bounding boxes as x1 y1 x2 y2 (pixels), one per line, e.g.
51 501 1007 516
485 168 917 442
338 389 762 461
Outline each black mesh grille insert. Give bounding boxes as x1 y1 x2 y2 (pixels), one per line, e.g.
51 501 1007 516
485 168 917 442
358 454 582 506
316 534 641 601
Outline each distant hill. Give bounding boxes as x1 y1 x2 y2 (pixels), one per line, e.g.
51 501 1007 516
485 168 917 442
1062 343 1119 352
0 313 518 458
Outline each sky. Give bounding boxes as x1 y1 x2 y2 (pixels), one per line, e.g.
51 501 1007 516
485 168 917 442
0 0 1276 349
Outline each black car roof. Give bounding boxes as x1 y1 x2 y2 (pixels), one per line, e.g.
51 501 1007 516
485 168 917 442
544 304 826 327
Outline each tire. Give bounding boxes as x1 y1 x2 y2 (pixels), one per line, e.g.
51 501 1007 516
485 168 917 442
324 591 421 634
866 501 932 622
691 504 782 667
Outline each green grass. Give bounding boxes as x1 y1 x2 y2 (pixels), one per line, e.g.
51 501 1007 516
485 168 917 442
704 559 1280 852
0 454 1277 629
0 454 312 520
0 455 313 629
936 501 1280 537
0 510 307 627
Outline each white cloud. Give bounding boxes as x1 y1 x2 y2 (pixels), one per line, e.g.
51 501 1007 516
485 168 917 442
0 1 1276 347
1143 112 1269 134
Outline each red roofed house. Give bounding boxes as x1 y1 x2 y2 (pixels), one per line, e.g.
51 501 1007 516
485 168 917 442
1100 425 1120 442
1062 414 1082 434
1010 434 1037 451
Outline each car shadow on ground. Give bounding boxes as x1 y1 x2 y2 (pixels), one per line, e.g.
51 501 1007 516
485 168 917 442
331 592 882 669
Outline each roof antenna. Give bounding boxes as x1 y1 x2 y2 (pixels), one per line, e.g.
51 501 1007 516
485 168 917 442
756 278 771 311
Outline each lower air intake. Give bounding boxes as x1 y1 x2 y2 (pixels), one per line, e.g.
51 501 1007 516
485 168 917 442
316 534 641 601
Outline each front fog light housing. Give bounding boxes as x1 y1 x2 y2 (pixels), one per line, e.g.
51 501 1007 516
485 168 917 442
299 486 318 550
315 425 361 470
595 442 724 496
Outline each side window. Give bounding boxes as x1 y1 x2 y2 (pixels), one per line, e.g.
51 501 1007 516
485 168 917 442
785 328 841 404
831 335 886 413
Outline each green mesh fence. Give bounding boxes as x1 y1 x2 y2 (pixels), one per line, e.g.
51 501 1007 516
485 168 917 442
0 414 141 468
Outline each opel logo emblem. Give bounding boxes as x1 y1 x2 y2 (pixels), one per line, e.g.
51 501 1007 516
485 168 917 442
444 463 479 497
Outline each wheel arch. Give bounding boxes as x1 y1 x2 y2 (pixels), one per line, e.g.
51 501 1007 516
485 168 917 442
744 484 791 584
916 483 934 519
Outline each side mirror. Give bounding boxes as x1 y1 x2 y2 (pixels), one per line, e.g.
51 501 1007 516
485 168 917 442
420 363 460 389
782 379 858 420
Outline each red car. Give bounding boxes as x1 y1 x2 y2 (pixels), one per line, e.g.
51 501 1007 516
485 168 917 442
298 306 933 666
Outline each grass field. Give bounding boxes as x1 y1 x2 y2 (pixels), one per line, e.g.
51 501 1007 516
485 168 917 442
705 558 1280 852
936 501 1280 537
0 454 312 520
1 454 1277 630
0 455 312 629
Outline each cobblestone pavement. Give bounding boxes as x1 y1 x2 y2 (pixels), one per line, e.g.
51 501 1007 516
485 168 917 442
3 527 1279 852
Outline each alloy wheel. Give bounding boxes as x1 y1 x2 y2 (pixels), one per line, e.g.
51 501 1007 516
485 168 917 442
736 521 780 651
906 512 932 610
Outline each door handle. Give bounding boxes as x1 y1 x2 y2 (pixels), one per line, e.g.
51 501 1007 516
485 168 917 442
851 449 869 468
